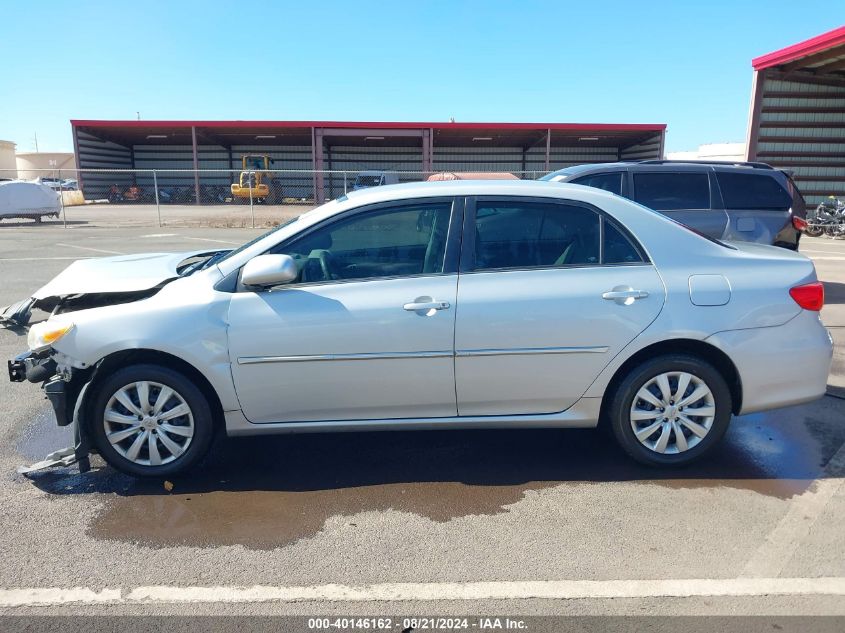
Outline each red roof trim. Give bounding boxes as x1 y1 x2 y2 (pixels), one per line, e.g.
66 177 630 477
752 25 845 70
71 119 666 132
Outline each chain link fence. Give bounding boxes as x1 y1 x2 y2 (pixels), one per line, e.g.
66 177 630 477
0 168 547 228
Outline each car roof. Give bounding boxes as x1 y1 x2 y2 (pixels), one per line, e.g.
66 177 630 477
337 179 614 205
545 160 783 179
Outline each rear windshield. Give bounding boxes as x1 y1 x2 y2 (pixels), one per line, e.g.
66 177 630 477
716 172 792 211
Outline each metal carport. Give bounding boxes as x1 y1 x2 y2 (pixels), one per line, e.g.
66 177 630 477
747 25 845 205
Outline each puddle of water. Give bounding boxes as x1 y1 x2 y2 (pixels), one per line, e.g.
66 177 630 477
88 481 552 550
20 396 845 550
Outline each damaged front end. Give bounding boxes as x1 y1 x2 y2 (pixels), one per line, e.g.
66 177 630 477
9 348 97 474
3 248 228 474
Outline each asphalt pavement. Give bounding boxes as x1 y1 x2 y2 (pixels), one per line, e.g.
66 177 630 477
0 225 843 619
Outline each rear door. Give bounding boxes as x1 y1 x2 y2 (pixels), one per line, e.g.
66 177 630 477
453 196 665 416
630 170 729 239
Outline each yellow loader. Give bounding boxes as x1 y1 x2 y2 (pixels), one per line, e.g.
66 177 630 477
230 155 282 204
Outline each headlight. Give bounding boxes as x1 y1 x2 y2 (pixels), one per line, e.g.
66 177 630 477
27 321 74 352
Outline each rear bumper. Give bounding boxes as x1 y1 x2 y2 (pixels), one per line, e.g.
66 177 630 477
706 310 833 414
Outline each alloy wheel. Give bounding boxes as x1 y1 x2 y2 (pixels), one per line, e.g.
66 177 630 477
103 380 195 466
629 371 716 455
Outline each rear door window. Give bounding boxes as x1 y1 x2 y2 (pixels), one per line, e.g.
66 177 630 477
570 172 623 195
716 172 792 211
633 173 710 210
472 201 600 270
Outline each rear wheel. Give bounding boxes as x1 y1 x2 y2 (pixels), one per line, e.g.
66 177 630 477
89 364 215 478
607 354 732 466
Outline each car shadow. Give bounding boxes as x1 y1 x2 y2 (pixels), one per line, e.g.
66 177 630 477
20 397 845 549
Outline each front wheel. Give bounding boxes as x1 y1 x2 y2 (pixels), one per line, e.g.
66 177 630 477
89 364 215 478
606 354 733 466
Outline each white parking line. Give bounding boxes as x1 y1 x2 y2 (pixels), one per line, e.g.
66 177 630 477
181 236 241 245
0 257 93 261
55 242 123 255
742 442 845 578
0 577 843 606
140 233 177 238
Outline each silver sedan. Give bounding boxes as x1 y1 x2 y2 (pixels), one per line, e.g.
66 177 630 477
7 181 833 477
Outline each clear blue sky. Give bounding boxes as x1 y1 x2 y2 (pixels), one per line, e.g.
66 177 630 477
1 1 842 154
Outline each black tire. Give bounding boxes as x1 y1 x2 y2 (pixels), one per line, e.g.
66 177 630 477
89 364 215 478
607 354 732 467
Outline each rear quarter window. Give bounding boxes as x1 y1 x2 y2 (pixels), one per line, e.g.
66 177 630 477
633 172 710 210
715 172 792 211
570 172 623 195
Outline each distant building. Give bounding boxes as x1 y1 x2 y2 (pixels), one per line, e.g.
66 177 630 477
15 152 77 180
666 142 746 162
70 119 667 203
0 140 16 179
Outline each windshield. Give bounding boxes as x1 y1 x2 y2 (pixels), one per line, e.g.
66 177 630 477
245 156 266 170
215 215 302 265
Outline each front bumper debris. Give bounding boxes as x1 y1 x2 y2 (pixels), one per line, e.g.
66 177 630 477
7 351 57 384
0 298 35 329
9 350 93 475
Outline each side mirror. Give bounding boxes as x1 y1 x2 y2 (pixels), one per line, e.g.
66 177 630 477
241 254 297 288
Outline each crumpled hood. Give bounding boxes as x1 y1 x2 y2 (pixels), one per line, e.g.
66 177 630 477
32 250 216 299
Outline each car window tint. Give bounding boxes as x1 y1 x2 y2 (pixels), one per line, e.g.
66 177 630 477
633 173 710 210
276 202 452 283
604 220 644 264
473 201 600 271
716 172 792 211
571 172 623 195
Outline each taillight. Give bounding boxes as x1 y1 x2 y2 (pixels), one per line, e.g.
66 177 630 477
789 282 824 311
792 216 808 232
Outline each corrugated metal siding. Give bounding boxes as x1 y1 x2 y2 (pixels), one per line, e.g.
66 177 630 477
432 146 620 176
620 134 663 161
754 74 845 204
75 130 133 199
324 146 423 198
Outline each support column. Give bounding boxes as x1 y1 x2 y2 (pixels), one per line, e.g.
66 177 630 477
313 128 325 203
191 126 201 205
72 125 84 195
422 128 432 174
544 129 551 171
745 69 765 161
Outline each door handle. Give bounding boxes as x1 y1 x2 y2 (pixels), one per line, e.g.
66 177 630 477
602 287 649 305
403 300 451 312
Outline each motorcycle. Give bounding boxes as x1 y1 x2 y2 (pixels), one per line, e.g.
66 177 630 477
806 196 845 238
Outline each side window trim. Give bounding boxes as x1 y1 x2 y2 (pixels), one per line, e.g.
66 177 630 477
459 195 650 274
252 196 463 288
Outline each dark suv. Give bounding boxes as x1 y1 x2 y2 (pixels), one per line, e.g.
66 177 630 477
540 160 806 249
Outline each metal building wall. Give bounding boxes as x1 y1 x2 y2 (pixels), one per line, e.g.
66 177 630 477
748 72 845 205
75 129 133 199
619 133 664 162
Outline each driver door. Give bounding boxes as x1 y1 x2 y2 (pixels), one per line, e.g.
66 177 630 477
227 198 461 424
